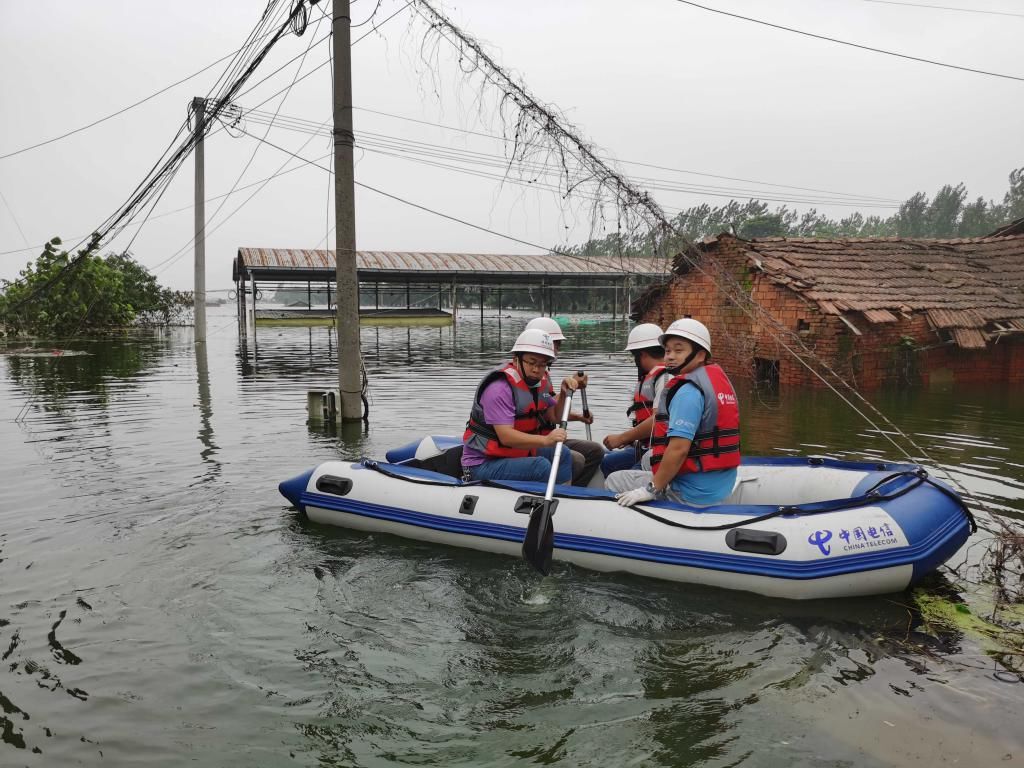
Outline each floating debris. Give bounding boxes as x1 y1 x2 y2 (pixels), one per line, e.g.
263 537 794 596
0 348 90 357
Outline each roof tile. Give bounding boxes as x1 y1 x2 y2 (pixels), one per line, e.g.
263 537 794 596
694 232 1024 349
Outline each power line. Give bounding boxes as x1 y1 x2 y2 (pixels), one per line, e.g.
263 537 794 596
861 0 1024 18
0 25 287 163
10 3 412 266
0 151 334 259
0 188 30 247
236 105 902 207
672 0 1024 82
150 117 334 277
192 8 328 263
232 1 412 104
355 140 895 209
351 106 903 203
227 126 671 277
138 5 414 274
0 1 311 316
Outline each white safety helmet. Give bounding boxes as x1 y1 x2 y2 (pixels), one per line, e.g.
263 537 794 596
511 328 557 359
525 316 566 342
624 323 664 352
660 318 712 355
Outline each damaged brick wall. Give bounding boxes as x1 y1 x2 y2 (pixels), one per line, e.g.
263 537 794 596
638 240 1024 389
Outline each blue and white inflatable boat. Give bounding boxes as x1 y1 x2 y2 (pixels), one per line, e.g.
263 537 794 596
279 436 975 600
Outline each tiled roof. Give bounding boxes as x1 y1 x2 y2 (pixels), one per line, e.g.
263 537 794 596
698 233 1024 347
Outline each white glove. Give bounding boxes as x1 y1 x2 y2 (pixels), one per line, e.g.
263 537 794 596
616 484 657 507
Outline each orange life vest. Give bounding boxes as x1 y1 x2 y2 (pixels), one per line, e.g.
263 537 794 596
463 362 552 458
649 363 741 475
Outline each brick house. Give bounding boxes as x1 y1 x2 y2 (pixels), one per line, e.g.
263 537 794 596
631 221 1024 388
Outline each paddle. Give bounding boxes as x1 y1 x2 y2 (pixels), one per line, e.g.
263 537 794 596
522 388 575 575
577 369 592 441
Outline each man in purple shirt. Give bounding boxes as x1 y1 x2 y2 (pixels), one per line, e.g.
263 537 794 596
462 329 581 483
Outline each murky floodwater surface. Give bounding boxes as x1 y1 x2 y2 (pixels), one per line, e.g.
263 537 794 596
1 309 1022 767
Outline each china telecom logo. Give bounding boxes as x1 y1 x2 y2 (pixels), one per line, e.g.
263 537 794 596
808 529 833 556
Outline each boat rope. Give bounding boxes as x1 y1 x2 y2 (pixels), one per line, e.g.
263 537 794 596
361 459 473 485
359 460 976 534
627 469 977 533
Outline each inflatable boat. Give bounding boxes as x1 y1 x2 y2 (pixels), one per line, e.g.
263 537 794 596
278 436 975 600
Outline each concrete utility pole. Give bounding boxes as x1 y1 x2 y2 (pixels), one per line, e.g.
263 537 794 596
192 97 207 344
333 0 363 421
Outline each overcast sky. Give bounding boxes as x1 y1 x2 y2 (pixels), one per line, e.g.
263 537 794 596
1 0 1021 291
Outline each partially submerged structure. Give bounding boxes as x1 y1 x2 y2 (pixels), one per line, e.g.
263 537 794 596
234 247 666 329
632 221 1024 388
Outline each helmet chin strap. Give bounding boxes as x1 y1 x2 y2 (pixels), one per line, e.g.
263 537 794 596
667 348 702 376
514 353 544 388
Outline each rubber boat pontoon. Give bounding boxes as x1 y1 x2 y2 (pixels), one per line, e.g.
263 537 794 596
279 436 975 600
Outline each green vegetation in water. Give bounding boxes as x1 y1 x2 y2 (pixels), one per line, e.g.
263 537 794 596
913 591 1021 649
0 236 191 338
911 525 1024 677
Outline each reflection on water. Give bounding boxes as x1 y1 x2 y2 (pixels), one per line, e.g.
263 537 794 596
0 309 1022 766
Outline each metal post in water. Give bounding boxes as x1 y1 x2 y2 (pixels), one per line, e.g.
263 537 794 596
237 272 247 340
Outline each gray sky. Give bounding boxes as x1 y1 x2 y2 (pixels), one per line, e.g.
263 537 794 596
1 0 1021 291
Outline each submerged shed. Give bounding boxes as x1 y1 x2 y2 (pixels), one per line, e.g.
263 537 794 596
632 227 1024 388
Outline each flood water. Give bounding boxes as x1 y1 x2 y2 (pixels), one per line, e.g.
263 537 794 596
2 307 1022 767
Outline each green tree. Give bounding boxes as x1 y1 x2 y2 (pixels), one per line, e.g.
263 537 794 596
925 183 967 238
0 237 190 337
959 196 994 237
1004 167 1024 222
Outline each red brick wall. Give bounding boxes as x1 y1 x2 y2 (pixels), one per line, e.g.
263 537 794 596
921 338 1024 386
639 240 1024 389
1010 342 1024 384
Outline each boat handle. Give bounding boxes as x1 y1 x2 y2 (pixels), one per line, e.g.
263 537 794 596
316 475 353 496
726 528 787 556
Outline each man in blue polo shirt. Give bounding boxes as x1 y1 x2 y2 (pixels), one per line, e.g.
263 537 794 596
605 319 740 507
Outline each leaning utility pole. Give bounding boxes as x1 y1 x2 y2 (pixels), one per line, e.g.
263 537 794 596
192 97 207 344
333 0 363 421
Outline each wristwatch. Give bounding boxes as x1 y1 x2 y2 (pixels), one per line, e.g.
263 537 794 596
645 481 666 500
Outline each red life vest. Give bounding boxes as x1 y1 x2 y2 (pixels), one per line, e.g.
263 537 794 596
626 364 667 427
649 363 741 475
463 362 552 458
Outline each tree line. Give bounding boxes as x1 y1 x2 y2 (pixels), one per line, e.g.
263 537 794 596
563 167 1024 259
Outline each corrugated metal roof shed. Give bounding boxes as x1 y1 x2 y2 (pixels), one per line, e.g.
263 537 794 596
234 248 669 283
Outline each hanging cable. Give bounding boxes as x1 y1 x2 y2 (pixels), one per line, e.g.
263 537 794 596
860 0 1024 19
671 0 1024 82
0 0 311 318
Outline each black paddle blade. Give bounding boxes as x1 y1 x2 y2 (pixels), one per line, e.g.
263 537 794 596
522 498 558 575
